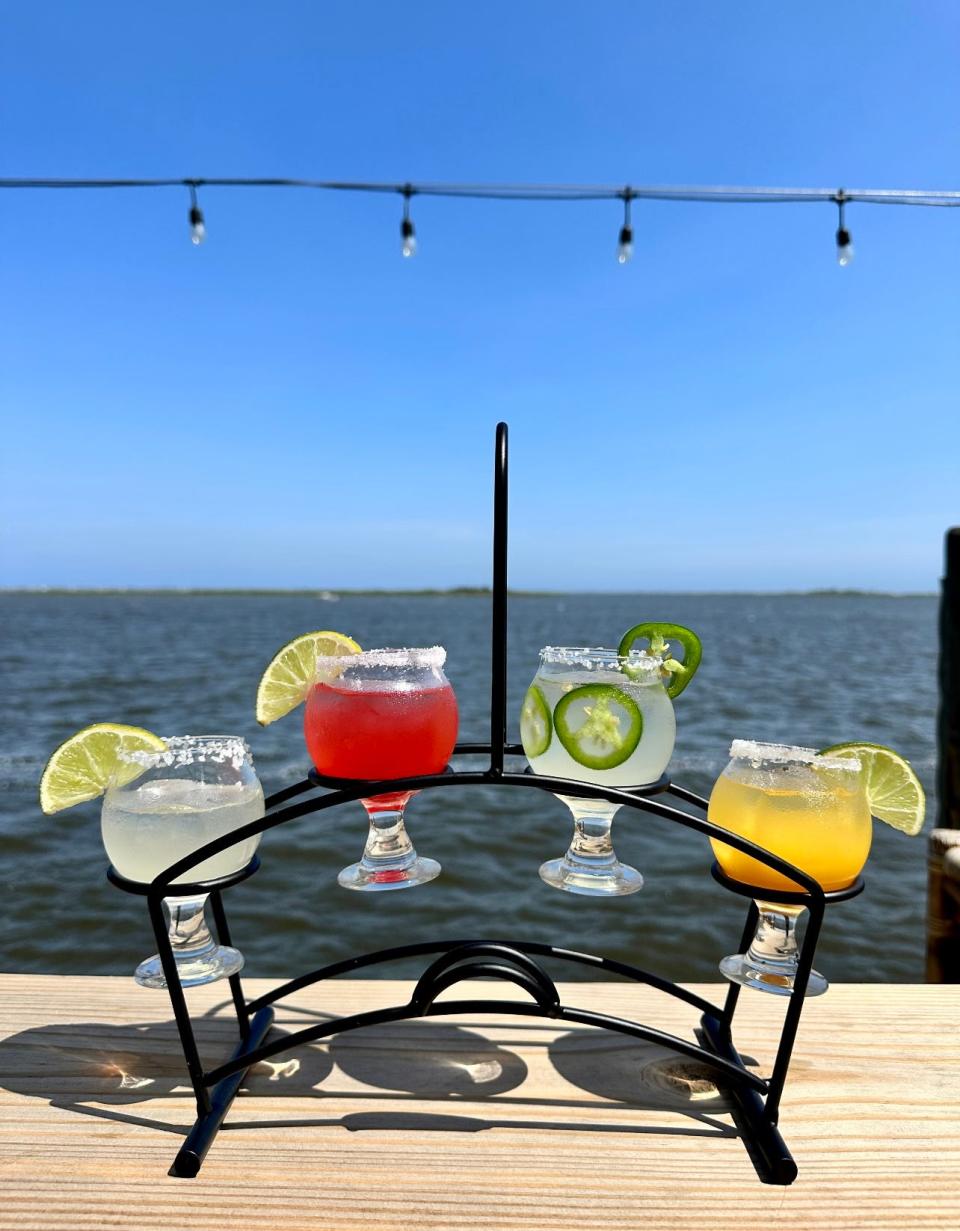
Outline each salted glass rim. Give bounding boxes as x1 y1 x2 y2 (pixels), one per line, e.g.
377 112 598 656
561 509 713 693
728 739 861 773
539 645 660 672
116 734 253 770
314 646 447 674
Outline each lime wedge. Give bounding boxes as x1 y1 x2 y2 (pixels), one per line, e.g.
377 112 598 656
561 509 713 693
520 684 552 758
554 684 643 770
256 629 362 725
39 723 167 815
819 742 926 836
618 622 702 699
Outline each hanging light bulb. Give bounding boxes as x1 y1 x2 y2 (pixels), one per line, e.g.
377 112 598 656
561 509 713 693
617 224 633 264
617 190 633 263
835 193 852 266
400 186 417 257
187 183 206 245
401 217 416 258
189 206 206 245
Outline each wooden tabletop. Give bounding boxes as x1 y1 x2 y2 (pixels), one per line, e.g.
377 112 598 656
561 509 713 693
0 974 957 1230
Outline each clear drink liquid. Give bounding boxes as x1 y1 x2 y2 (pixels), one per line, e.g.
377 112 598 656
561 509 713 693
102 777 264 884
528 666 676 786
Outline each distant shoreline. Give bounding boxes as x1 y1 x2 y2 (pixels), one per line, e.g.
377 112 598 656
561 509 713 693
0 587 938 598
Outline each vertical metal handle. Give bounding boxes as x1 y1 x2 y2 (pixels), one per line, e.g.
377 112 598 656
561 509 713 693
490 423 509 774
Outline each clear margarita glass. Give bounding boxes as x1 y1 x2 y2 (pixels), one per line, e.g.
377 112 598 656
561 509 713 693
102 735 264 989
708 739 871 996
303 647 459 891
520 646 676 896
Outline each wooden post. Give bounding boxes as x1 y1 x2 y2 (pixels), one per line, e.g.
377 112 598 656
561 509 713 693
926 829 960 982
929 529 960 980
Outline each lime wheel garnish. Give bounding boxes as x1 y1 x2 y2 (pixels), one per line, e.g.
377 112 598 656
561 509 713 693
819 742 926 836
618 622 702 699
255 629 362 725
553 684 643 770
520 684 552 758
40 723 167 815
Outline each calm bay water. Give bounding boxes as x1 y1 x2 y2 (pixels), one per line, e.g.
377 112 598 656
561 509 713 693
1 591 937 983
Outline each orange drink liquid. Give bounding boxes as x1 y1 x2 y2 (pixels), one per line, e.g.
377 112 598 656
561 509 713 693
709 752 872 894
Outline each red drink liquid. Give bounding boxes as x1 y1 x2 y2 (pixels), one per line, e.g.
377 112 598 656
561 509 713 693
310 649 456 891
304 680 459 781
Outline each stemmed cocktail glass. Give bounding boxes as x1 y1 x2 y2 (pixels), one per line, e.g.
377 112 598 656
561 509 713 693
102 735 264 988
520 647 676 895
708 740 871 995
304 647 458 891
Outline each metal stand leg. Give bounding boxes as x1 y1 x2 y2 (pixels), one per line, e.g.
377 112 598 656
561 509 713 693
171 1006 275 1178
209 890 250 1038
698 1012 797 1185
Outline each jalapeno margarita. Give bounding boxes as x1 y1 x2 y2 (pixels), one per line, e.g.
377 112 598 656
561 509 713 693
522 647 675 787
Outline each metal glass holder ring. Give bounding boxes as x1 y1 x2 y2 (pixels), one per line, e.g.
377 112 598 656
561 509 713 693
108 424 864 1184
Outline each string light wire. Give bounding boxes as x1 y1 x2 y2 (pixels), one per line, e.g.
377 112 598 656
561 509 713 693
1 177 956 205
1 177 956 260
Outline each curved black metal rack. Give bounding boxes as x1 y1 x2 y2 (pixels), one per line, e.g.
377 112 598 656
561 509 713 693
110 422 863 1184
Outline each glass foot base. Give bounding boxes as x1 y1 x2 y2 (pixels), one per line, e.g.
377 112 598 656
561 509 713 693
719 953 829 997
338 856 441 892
538 857 643 897
134 945 245 990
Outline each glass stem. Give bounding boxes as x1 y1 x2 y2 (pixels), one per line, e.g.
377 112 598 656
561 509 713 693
359 791 418 875
559 796 622 872
164 894 218 963
748 902 806 972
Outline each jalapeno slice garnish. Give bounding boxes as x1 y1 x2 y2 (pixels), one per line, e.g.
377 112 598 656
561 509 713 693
618 622 702 699
520 684 553 758
553 683 643 770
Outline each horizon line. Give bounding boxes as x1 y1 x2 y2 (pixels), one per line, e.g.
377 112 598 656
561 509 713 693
0 585 938 598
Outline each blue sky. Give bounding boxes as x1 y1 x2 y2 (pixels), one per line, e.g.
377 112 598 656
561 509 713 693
1 2 957 591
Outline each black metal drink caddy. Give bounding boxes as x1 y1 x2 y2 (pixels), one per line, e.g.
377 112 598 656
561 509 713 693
108 423 862 1182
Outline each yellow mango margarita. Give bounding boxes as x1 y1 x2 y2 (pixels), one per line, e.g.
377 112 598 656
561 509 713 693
709 742 872 894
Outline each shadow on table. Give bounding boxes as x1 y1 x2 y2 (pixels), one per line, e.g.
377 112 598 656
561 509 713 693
0 998 746 1143
0 1002 334 1137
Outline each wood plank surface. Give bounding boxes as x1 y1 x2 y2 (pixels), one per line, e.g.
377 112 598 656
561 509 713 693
0 974 957 1230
